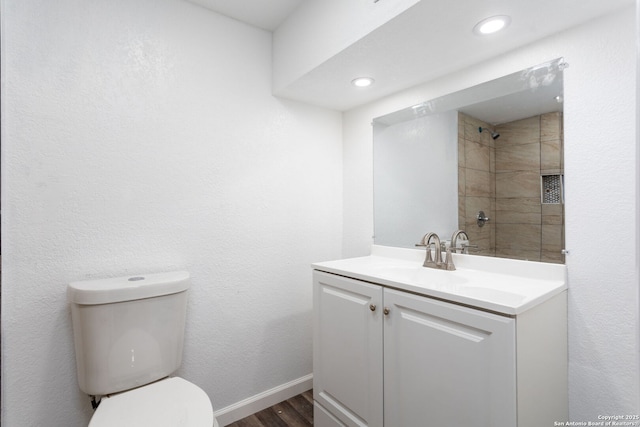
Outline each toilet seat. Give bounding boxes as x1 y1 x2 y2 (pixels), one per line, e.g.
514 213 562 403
89 377 217 427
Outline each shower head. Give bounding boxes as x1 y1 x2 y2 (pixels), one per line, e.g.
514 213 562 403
478 127 500 140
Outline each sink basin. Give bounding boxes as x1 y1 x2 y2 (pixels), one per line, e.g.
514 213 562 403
372 265 468 287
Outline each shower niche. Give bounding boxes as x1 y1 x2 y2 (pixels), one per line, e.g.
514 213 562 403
541 174 564 205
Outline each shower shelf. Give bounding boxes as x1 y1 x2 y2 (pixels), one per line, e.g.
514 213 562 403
541 174 563 204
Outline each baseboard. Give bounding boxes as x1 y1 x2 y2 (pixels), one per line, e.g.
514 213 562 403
213 374 313 426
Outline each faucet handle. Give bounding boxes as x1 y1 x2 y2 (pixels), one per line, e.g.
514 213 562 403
450 245 479 253
454 244 480 254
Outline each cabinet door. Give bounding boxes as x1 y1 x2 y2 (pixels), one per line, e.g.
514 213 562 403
313 271 384 427
383 288 517 427
314 402 347 427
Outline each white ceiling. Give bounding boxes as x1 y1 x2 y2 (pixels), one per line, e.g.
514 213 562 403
189 0 634 112
186 0 306 31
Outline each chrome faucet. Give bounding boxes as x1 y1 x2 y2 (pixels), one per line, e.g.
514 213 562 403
416 232 443 269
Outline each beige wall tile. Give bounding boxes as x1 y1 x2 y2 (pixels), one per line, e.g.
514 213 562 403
465 169 491 197
465 224 494 255
458 197 466 229
541 112 562 142
490 146 495 173
458 113 466 140
542 203 562 215
463 114 495 146
464 116 483 144
465 196 492 224
496 223 541 250
495 249 541 262
542 224 563 250
542 214 563 225
541 250 565 264
495 171 541 198
458 134 466 167
495 210 542 225
495 142 540 172
542 203 564 226
458 167 466 196
541 138 562 170
465 140 491 171
495 116 540 146
496 197 541 213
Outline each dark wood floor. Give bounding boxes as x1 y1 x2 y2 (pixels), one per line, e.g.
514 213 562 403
225 390 313 427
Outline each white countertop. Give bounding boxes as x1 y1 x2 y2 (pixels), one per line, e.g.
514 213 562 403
312 245 567 316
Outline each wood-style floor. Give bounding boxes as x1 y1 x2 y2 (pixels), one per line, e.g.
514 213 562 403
225 390 313 427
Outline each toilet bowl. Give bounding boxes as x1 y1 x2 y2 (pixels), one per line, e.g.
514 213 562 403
89 377 218 427
67 271 218 427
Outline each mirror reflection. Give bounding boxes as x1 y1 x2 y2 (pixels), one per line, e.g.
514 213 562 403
373 58 565 264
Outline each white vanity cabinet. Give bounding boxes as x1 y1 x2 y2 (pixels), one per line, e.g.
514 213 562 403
313 269 567 427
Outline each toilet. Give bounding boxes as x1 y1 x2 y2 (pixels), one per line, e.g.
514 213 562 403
68 271 219 427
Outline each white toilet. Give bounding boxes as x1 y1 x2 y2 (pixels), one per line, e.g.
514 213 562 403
68 270 219 427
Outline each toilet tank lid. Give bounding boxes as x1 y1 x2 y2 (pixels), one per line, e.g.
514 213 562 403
68 271 190 305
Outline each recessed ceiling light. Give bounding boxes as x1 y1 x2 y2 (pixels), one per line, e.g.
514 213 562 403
351 77 375 87
473 15 511 35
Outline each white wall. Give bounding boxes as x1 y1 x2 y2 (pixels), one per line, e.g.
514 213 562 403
0 0 343 425
637 0 640 410
343 7 639 419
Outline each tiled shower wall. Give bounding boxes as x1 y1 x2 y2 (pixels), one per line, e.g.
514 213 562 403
458 112 565 263
458 113 496 257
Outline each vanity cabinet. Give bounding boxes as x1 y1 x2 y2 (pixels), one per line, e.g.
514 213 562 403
313 270 567 427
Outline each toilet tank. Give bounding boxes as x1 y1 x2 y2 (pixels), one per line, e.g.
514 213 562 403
67 271 190 396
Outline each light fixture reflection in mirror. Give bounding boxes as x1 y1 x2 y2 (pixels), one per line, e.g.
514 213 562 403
372 58 566 264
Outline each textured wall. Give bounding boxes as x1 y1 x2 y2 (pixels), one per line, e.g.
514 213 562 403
343 7 638 420
1 0 343 425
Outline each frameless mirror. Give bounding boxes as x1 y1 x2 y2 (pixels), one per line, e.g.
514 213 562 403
373 58 566 264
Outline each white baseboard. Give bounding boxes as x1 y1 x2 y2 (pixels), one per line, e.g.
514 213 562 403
213 374 313 426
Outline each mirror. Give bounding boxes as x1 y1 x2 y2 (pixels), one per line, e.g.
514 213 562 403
373 58 566 264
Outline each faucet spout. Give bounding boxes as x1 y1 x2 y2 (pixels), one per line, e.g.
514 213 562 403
450 230 470 254
418 232 442 268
